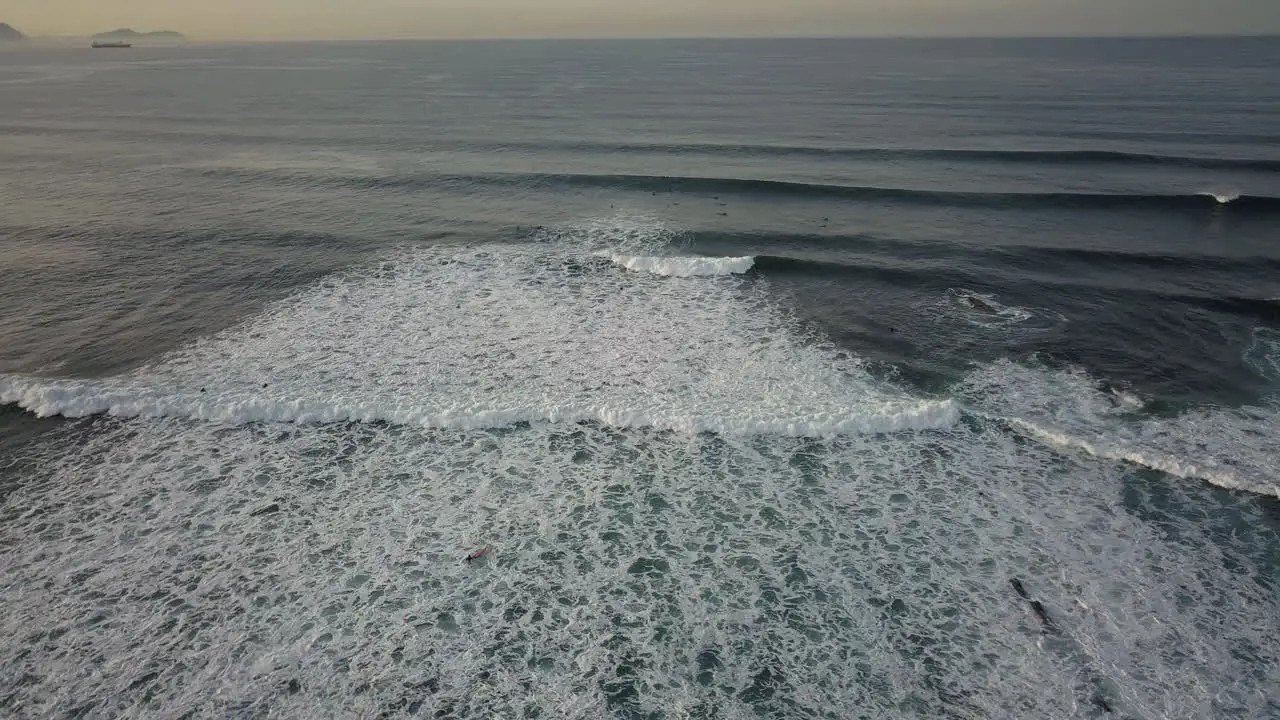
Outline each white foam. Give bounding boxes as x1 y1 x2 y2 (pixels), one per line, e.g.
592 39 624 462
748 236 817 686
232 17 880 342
960 359 1280 498
605 254 755 277
0 234 947 438
1199 190 1240 204
1109 387 1147 411
0 374 954 436
4 394 1275 718
2 217 1278 719
1006 417 1272 495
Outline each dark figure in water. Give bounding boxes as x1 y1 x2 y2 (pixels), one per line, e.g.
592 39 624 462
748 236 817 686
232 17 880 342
1010 578 1059 634
961 295 1000 314
465 546 488 564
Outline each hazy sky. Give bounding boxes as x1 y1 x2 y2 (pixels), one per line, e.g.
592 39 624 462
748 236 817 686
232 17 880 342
7 0 1280 40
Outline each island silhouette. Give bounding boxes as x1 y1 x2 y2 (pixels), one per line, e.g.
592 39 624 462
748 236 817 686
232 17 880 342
0 22 27 41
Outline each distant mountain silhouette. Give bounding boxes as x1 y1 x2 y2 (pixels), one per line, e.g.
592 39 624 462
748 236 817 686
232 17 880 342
0 22 27 41
92 28 185 41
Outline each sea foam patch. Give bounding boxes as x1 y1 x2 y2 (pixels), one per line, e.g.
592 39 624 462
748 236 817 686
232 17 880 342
3 415 1276 719
5 407 1274 712
0 237 951 437
960 359 1280 497
1 218 1277 719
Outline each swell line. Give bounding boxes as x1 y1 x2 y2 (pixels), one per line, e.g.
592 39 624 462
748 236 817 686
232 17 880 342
427 173 1280 213
199 167 1280 213
467 141 1280 172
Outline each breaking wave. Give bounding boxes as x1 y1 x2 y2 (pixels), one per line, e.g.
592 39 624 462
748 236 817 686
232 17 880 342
1198 190 1241 204
603 254 755 277
961 360 1280 498
0 229 946 438
0 375 954 436
2 217 1278 719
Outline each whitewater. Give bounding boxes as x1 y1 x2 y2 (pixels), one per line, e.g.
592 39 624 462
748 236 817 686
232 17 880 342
3 36 1280 720
1 219 1278 719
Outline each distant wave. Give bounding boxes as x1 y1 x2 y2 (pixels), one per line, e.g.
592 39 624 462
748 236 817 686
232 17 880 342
1195 296 1280 324
740 236 1280 277
475 141 1280 172
1059 129 1280 147
14 120 1280 172
994 246 1280 275
362 172 1280 213
198 166 1280 213
748 254 1280 325
747 253 968 283
515 174 1280 212
604 254 754 277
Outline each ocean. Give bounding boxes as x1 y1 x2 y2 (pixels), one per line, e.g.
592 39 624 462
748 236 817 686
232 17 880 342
1 36 1278 718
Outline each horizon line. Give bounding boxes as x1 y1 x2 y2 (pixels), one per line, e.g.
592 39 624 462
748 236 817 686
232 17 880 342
14 32 1280 43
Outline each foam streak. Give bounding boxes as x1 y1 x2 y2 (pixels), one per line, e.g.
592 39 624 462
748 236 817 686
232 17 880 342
0 375 957 436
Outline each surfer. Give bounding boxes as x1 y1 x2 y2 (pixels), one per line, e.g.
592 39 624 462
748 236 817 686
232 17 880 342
1010 578 1059 634
465 546 488 564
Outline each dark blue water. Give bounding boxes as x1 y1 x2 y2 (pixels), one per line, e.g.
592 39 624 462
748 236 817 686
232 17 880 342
1 38 1278 719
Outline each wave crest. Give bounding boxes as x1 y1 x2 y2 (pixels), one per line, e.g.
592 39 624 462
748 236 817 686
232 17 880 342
961 360 1280 498
605 254 754 277
0 375 957 436
1198 190 1241 204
